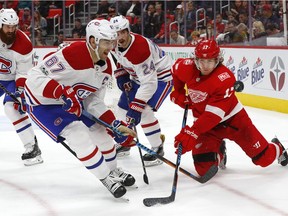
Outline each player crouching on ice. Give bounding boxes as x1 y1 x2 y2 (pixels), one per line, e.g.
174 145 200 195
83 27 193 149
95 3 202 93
24 19 136 199
171 39 288 177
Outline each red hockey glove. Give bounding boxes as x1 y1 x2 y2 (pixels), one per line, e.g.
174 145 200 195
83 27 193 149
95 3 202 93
174 126 199 155
61 86 82 117
107 120 136 147
42 80 82 117
170 89 190 109
126 98 145 126
13 88 27 114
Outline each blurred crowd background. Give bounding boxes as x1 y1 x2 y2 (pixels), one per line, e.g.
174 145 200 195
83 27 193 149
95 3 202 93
3 0 287 47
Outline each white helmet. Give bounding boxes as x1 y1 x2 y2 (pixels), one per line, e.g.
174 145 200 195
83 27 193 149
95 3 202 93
110 15 130 32
0 8 19 28
86 19 117 60
86 19 117 45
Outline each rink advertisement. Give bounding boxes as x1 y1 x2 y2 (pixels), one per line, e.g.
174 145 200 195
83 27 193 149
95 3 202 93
34 46 288 113
162 46 288 114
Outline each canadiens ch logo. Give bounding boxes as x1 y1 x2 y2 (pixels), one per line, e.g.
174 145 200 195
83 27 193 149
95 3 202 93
54 117 63 126
0 56 12 73
73 83 97 99
102 76 109 85
187 89 207 103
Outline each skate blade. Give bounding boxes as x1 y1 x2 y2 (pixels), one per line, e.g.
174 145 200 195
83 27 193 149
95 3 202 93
116 152 130 157
219 159 226 170
116 195 129 202
219 164 226 170
23 156 44 166
144 159 163 167
126 184 138 190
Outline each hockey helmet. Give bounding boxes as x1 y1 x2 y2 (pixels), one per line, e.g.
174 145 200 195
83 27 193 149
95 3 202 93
85 19 117 45
194 39 220 59
110 15 130 32
0 8 19 28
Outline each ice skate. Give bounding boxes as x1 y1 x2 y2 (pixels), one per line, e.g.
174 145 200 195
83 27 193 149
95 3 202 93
143 134 165 167
116 143 130 157
219 140 227 170
271 137 288 166
111 167 136 186
22 136 43 166
100 172 127 198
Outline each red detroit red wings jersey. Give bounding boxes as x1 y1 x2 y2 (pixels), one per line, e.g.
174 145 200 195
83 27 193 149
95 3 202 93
172 58 243 134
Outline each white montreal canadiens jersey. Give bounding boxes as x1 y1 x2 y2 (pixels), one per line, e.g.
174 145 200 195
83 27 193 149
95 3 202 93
0 30 33 85
112 33 172 101
25 41 112 117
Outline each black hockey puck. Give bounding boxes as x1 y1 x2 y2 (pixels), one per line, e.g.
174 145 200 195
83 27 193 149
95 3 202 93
234 81 244 92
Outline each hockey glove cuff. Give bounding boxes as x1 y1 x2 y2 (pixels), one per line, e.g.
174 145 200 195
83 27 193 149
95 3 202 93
99 110 116 125
126 98 145 126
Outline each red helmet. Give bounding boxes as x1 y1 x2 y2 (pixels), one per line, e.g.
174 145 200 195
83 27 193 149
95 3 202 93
194 39 220 59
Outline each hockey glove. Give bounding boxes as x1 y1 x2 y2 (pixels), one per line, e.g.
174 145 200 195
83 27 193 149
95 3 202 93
174 126 199 155
13 88 27 115
170 89 190 109
114 68 132 92
126 98 145 126
107 120 136 147
61 86 82 117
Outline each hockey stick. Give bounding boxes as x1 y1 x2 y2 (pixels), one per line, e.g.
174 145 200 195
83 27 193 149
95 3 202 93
136 143 218 184
124 90 149 185
82 110 218 183
82 109 149 185
58 137 77 158
0 83 20 105
143 105 188 207
82 110 125 136
0 83 77 157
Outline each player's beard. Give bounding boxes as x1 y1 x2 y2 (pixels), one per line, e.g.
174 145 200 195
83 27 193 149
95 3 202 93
0 29 16 45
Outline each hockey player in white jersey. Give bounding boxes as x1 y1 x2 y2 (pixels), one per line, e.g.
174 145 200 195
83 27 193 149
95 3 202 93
0 8 43 166
110 15 173 166
24 19 136 199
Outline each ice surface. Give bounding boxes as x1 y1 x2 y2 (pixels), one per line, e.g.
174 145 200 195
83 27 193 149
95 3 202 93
0 99 288 216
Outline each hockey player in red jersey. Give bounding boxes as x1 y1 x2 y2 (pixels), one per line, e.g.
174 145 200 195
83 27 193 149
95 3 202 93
0 8 43 166
24 19 136 199
110 15 173 166
171 39 288 176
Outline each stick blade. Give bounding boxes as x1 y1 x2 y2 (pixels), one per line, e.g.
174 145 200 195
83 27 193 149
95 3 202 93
143 196 175 207
143 174 149 184
199 164 218 183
